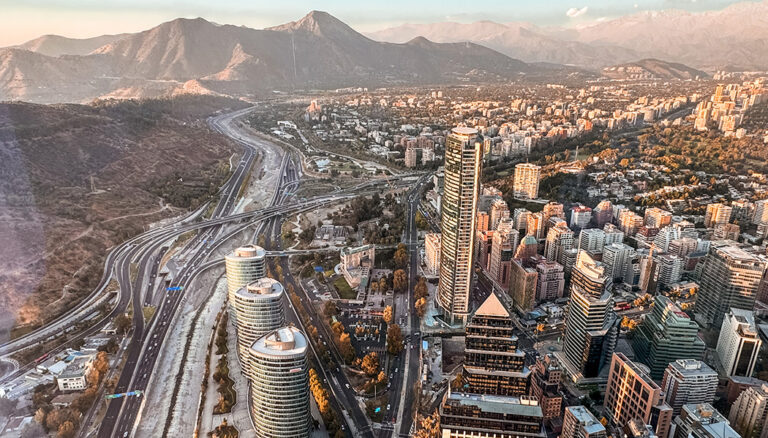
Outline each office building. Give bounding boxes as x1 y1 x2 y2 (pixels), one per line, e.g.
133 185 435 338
704 203 732 229
438 127 482 324
440 392 545 438
476 211 490 233
535 259 565 302
570 205 593 231
602 243 634 283
604 353 673 438
489 219 518 288
527 212 545 239
726 375 768 404
716 308 763 377
632 296 705 380
464 292 531 396
578 228 606 254
424 233 441 276
660 360 718 417
233 277 285 379
544 220 574 266
562 406 607 438
225 245 267 319
594 200 613 227
728 383 768 438
509 259 539 313
672 403 740 438
562 252 618 378
513 163 541 200
490 199 511 231
619 210 644 236
529 354 563 420
604 224 625 245
694 242 766 328
248 327 310 438
645 208 673 229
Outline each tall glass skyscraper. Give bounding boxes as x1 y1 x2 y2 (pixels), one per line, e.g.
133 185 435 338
249 326 310 438
438 127 482 324
233 277 285 379
225 244 266 320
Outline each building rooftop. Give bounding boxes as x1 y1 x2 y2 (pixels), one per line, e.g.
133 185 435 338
251 326 307 357
445 391 543 418
237 277 283 299
473 292 510 318
451 126 478 136
230 244 266 259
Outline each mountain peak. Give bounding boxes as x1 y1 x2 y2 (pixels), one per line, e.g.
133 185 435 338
268 10 362 39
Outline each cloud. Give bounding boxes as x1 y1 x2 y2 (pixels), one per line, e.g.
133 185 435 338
566 6 589 18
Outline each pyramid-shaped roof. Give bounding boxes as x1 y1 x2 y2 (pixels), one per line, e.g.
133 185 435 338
474 291 510 318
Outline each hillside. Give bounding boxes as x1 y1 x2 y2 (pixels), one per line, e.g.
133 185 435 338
14 33 128 57
602 59 709 80
0 96 245 336
0 11 531 104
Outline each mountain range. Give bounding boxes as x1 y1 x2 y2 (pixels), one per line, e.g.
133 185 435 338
0 11 533 104
367 0 768 71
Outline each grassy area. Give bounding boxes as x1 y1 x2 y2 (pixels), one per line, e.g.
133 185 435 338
142 306 156 323
9 324 35 340
333 276 357 300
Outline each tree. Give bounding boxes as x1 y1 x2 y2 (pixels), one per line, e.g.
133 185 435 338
413 410 441 438
394 244 409 269
382 305 393 324
361 352 380 377
415 211 429 230
324 301 339 318
393 269 407 293
387 324 404 355
414 277 428 300
415 297 427 319
57 421 76 438
114 313 132 334
378 277 388 293
339 333 356 363
331 321 345 336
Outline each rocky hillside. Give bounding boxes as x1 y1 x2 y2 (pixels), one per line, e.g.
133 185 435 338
0 96 245 336
602 59 709 80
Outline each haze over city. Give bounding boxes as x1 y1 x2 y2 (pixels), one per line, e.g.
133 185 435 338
1 1 768 438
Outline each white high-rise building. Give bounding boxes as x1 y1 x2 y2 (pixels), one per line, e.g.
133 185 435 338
661 359 719 417
438 127 482 324
424 233 441 276
602 243 634 283
578 228 606 254
490 198 511 231
716 308 763 377
513 163 541 200
249 327 310 438
233 277 285 379
544 220 574 266
225 245 267 320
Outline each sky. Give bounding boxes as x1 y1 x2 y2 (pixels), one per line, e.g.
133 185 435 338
0 0 757 47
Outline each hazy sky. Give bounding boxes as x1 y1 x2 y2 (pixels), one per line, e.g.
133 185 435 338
0 0 757 46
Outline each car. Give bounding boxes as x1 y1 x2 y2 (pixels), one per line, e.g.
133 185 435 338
345 383 350 389
387 404 391 410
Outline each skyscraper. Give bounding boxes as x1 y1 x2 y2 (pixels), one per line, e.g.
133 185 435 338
602 242 634 283
594 200 613 227
694 242 766 328
513 163 541 200
438 127 482 324
489 218 518 288
660 359 718 417
604 353 673 438
535 258 565 302
716 308 763 377
233 277 285 379
440 392 545 438
529 354 563 420
544 220 573 266
562 251 618 378
225 245 266 319
463 292 531 396
490 198 511 231
248 326 310 438
632 295 705 380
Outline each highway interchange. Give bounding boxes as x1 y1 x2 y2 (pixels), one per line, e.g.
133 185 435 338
1 105 429 437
